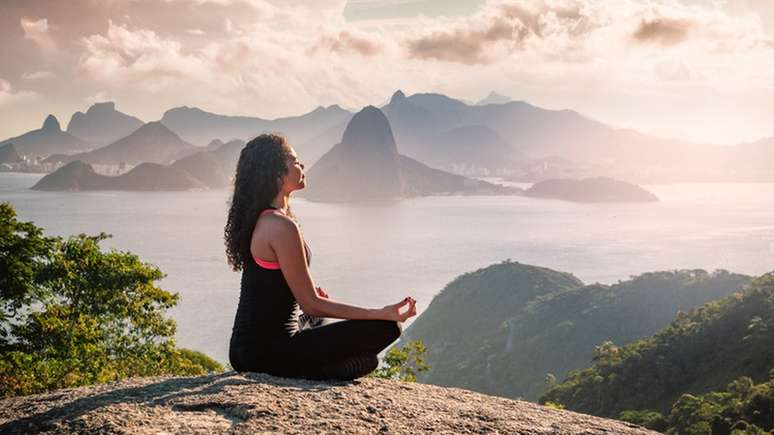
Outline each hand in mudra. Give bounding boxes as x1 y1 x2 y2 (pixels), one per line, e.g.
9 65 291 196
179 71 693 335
382 297 417 322
315 286 329 299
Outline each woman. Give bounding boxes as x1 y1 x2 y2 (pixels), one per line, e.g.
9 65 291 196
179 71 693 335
225 133 417 380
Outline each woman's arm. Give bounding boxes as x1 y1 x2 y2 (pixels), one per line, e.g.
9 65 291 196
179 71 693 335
269 216 388 320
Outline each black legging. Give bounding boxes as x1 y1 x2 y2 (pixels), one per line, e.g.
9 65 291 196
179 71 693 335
230 318 402 381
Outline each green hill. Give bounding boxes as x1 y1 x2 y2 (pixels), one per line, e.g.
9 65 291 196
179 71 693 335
399 261 584 393
540 272 774 418
400 262 751 401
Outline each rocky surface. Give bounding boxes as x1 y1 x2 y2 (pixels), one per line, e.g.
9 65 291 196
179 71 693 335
0 372 657 434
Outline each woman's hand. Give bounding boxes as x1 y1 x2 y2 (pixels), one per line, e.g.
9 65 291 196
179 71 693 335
380 297 417 322
315 286 329 299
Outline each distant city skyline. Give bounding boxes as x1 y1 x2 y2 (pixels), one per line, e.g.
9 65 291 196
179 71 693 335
2 0 773 145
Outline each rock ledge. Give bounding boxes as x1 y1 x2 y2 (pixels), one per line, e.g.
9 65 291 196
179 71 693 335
0 372 657 434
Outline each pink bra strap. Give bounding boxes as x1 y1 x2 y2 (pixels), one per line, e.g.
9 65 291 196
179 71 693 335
254 257 281 270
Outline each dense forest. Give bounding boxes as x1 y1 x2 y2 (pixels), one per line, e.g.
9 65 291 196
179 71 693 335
399 260 751 400
541 272 774 433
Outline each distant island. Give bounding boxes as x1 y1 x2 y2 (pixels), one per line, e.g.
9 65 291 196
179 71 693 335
32 160 205 191
524 177 659 203
32 131 243 191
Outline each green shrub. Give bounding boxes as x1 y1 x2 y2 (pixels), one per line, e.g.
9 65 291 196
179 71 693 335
369 340 430 382
0 202 223 398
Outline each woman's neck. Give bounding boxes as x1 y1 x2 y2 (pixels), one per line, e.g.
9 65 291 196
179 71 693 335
270 194 289 214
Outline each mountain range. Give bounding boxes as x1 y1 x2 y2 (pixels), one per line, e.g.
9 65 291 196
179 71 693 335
52 122 197 166
33 139 239 191
160 104 352 164
0 115 92 158
3 92 773 183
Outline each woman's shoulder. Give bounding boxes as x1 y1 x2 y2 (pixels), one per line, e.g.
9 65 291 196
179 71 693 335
258 211 299 233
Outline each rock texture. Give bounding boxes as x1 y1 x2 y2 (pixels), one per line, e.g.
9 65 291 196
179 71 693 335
0 372 657 434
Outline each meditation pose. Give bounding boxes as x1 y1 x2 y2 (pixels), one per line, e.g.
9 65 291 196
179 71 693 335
225 133 417 380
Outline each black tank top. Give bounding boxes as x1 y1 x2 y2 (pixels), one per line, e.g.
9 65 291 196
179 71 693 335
229 207 312 351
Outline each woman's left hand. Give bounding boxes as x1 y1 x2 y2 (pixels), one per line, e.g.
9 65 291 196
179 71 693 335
315 286 329 299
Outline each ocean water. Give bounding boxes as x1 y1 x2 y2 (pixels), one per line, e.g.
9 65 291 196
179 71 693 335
2 172 773 363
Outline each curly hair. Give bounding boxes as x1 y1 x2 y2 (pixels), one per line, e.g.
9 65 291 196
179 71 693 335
224 133 293 271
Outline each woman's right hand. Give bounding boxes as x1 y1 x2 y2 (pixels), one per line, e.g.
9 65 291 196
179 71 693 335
380 297 417 322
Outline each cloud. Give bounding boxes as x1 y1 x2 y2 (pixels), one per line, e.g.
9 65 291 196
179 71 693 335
632 17 694 46
402 0 599 65
20 17 56 51
78 21 210 92
21 71 54 81
0 78 36 106
311 29 386 56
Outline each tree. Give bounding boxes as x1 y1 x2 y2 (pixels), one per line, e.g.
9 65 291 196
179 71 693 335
369 340 430 382
0 202 57 348
0 202 222 397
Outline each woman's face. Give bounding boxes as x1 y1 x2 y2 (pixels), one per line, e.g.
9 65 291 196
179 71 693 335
280 145 306 193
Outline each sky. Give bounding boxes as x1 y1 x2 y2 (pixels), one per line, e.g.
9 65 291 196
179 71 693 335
1 0 774 145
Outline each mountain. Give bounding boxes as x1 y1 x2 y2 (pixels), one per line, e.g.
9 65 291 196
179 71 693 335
0 144 22 164
541 272 774 418
525 178 659 203
58 122 197 165
159 105 352 162
400 263 752 402
0 115 92 159
400 261 583 394
299 106 512 201
476 91 513 105
170 151 230 188
66 102 144 147
377 91 748 182
421 125 523 174
32 160 205 191
210 139 246 174
723 136 774 181
115 162 204 190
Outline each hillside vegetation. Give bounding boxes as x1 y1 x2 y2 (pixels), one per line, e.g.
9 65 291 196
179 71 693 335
541 273 774 423
400 261 751 401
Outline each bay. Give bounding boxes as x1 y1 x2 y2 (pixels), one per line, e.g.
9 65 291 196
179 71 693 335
2 172 773 363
